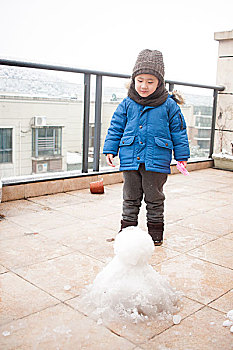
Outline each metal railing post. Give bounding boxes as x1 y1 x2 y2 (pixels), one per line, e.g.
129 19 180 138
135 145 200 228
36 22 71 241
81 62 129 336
93 75 102 172
209 89 218 158
82 73 91 173
168 83 174 92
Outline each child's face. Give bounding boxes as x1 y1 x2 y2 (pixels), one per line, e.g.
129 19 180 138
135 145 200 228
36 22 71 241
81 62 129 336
135 74 159 97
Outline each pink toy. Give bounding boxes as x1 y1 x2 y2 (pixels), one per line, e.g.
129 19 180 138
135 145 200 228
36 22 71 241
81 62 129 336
176 162 190 176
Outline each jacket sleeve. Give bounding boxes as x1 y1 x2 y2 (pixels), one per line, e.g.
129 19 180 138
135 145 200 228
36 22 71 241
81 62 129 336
103 99 127 156
168 99 190 161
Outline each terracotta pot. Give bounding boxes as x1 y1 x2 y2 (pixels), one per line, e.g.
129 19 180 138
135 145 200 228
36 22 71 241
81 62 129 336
90 179 104 194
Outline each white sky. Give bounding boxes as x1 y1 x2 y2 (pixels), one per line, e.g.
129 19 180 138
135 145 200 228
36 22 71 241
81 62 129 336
0 0 233 86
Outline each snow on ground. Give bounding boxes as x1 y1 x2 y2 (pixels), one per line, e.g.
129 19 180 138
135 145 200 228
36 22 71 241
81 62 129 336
223 310 233 333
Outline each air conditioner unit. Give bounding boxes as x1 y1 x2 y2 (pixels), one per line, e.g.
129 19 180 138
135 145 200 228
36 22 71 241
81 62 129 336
34 116 47 127
36 163 48 173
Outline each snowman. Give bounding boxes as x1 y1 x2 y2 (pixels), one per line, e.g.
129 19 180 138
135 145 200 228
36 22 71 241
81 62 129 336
80 227 181 323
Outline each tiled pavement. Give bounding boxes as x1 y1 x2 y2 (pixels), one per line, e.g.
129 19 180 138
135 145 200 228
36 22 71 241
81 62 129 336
0 168 233 349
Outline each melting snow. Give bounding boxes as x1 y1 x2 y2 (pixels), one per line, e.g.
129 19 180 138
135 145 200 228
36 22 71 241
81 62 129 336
223 310 233 334
53 326 72 336
2 331 10 337
80 227 181 323
223 320 233 327
213 153 233 161
97 318 103 325
227 310 233 321
173 314 182 325
64 285 71 291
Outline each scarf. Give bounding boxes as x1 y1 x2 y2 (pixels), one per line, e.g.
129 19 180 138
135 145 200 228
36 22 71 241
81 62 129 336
128 80 169 107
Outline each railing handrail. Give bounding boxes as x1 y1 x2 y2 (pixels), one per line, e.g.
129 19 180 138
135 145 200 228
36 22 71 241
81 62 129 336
0 58 130 79
165 79 225 91
0 58 225 91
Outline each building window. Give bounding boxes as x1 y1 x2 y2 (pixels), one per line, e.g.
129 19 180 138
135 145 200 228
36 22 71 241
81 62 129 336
0 128 12 163
197 140 210 149
195 116 212 128
197 129 211 138
32 127 62 157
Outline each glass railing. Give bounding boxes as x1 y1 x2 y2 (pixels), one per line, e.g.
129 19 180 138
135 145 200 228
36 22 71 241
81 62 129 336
0 59 224 183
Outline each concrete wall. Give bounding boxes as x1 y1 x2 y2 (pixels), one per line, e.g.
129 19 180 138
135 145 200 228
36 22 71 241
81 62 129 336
214 30 233 154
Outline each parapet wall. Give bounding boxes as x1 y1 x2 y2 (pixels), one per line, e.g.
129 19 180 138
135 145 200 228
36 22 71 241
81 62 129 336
1 160 213 202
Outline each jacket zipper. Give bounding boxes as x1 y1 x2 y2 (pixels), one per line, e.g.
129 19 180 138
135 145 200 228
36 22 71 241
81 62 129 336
179 113 184 130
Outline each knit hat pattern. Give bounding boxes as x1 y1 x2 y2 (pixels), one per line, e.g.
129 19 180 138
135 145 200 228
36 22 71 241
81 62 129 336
132 49 165 82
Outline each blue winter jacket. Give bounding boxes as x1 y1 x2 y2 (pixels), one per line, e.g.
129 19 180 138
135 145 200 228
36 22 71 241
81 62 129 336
103 96 190 174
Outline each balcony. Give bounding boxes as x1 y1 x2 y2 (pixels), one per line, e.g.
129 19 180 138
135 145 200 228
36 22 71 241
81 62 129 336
0 47 233 349
0 59 224 196
0 168 233 349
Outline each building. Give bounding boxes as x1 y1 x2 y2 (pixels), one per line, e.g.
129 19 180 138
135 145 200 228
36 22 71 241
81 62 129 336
0 94 120 177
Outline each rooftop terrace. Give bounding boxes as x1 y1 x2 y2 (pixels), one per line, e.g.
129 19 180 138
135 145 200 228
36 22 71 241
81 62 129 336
0 167 233 349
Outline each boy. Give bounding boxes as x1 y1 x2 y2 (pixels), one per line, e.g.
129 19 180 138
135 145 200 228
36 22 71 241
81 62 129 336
103 49 190 245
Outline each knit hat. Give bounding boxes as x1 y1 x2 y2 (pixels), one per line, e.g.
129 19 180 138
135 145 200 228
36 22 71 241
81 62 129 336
132 49 165 82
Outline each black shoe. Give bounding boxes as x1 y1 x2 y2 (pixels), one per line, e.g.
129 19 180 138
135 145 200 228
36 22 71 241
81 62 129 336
147 222 164 246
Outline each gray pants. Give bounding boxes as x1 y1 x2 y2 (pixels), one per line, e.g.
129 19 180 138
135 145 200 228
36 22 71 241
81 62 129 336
123 164 168 223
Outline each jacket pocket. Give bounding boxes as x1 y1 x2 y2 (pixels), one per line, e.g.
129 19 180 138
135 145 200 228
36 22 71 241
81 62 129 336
153 137 173 165
119 135 135 164
154 137 173 150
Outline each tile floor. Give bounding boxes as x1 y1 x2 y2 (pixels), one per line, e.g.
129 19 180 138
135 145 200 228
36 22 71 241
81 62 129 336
0 168 233 350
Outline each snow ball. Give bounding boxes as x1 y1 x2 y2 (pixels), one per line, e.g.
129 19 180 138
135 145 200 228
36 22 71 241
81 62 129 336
223 320 233 327
173 314 181 325
64 285 71 291
114 226 154 266
2 331 10 336
227 310 233 321
230 326 233 333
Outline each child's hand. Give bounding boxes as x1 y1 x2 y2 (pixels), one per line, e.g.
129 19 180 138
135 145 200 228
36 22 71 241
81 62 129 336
176 161 189 176
106 154 115 167
180 161 187 168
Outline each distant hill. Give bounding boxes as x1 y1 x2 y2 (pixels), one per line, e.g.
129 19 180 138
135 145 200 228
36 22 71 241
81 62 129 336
0 66 212 106
0 66 82 99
